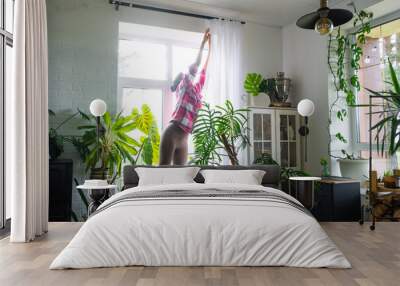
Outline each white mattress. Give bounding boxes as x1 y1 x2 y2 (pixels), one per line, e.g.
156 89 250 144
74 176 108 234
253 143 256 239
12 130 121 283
50 183 350 269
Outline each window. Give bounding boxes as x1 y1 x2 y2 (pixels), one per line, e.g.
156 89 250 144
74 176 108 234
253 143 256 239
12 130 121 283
117 23 207 160
1 0 14 230
355 18 400 175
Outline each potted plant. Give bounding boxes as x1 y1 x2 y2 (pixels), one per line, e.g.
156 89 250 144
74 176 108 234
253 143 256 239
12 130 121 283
243 73 291 107
72 104 160 182
252 152 310 193
191 100 249 165
337 150 368 180
48 109 88 160
325 8 373 168
320 157 330 177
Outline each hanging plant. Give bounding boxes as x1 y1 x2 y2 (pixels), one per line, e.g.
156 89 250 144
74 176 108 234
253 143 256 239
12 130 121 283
327 7 373 158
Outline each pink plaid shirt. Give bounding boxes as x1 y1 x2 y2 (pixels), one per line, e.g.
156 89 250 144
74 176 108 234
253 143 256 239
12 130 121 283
171 68 206 133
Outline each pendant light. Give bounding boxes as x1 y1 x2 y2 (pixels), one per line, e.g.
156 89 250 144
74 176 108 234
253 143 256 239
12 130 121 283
296 0 353 35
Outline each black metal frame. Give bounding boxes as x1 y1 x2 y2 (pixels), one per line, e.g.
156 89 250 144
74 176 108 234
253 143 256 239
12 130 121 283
0 0 13 231
368 94 400 230
108 0 246 24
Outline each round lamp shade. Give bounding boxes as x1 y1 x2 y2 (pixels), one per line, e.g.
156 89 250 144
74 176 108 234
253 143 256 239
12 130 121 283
90 99 107 117
297 99 315 117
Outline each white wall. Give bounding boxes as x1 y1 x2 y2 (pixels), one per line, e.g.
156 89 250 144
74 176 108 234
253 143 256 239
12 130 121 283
47 0 283 218
282 23 329 175
242 23 283 106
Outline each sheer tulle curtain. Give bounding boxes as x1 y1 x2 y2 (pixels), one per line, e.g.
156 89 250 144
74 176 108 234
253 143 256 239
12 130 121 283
9 0 49 242
204 19 244 108
204 19 246 164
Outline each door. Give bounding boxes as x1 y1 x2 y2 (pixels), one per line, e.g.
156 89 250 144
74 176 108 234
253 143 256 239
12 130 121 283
248 108 276 164
276 110 301 168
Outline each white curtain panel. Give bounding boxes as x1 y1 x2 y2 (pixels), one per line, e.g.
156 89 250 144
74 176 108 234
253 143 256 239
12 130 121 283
205 19 244 109
205 19 246 164
9 0 49 242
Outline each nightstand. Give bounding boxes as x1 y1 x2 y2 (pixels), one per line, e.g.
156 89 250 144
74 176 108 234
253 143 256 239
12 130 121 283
289 177 321 209
312 177 361 222
77 184 117 215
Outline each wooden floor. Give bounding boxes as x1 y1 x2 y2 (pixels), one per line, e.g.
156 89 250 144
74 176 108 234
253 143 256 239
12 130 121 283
0 222 399 286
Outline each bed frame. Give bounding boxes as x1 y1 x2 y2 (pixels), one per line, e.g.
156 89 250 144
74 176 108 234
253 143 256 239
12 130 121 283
123 165 281 190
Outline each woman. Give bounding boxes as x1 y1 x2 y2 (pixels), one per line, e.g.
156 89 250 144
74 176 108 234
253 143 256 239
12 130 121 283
159 29 211 165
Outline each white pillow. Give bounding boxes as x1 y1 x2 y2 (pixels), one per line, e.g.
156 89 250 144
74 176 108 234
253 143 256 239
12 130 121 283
135 167 200 186
200 169 266 185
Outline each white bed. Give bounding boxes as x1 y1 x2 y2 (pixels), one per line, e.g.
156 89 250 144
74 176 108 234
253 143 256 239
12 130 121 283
50 183 351 269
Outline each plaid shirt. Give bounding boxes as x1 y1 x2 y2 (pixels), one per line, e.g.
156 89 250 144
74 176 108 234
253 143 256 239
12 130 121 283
171 68 206 133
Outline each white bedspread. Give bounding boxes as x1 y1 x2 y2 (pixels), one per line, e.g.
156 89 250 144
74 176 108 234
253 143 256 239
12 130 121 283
50 183 351 269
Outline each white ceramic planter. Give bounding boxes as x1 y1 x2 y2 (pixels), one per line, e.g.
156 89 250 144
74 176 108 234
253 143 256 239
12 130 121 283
338 159 369 181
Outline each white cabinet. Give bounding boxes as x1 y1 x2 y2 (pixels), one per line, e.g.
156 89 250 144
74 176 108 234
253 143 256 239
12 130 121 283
248 107 301 168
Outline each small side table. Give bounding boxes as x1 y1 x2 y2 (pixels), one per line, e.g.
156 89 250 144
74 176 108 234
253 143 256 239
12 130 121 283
77 184 117 215
289 177 321 210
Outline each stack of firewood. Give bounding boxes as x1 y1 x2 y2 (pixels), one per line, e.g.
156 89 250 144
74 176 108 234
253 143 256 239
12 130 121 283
373 194 400 219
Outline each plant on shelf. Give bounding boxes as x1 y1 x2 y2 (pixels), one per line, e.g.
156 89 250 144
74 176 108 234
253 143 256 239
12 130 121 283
72 104 160 182
327 7 373 159
191 100 249 165
243 73 274 103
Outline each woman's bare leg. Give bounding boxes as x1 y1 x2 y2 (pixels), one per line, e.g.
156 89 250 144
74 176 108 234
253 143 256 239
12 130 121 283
173 138 188 165
159 125 176 165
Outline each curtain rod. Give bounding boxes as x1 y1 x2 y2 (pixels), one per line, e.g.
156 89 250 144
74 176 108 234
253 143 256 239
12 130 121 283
109 0 246 24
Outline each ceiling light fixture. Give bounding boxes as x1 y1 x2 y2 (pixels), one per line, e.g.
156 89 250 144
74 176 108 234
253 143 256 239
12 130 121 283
296 0 353 36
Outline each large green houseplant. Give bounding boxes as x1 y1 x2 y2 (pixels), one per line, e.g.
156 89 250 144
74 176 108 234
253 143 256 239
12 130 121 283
191 100 249 165
359 59 400 156
72 104 160 182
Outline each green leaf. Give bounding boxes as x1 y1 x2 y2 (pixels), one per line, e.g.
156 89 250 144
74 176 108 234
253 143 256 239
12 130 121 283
388 59 400 95
335 133 348 144
244 73 263 96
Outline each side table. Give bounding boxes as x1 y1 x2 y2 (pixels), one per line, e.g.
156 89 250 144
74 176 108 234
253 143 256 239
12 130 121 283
289 176 321 210
77 184 117 215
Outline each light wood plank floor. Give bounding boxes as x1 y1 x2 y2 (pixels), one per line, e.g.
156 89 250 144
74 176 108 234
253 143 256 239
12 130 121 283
0 222 399 286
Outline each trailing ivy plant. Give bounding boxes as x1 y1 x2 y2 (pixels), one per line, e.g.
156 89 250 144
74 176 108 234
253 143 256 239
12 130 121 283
327 7 373 158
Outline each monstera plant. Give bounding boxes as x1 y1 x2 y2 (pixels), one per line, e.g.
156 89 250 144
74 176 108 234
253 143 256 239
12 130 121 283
244 73 276 103
191 100 249 165
72 104 160 182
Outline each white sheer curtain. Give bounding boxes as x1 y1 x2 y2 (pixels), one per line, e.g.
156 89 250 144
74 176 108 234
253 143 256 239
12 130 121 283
9 0 49 242
204 19 246 164
205 19 244 108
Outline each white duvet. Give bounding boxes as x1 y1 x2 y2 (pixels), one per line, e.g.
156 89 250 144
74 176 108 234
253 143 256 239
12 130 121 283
50 183 351 269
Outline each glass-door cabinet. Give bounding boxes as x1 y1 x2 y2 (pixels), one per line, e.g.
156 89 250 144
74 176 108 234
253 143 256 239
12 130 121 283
248 107 301 168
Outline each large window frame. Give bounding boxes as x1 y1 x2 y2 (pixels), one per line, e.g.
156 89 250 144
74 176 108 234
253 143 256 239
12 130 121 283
0 0 13 230
350 10 400 158
117 27 206 131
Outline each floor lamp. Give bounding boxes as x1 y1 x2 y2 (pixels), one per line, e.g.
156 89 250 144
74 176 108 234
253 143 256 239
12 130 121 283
89 99 107 167
297 99 315 162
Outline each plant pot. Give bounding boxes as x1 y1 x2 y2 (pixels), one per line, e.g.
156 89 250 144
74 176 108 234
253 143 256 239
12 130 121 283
90 167 110 182
338 159 368 181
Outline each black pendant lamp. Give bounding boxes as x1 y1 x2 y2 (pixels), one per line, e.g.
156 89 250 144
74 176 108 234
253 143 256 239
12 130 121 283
296 0 353 35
